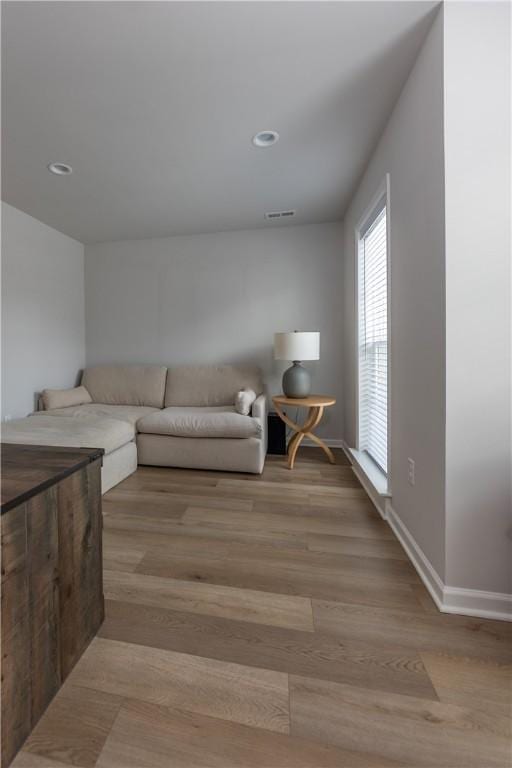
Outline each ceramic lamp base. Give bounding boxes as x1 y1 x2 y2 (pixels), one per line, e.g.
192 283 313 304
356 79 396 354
282 361 311 398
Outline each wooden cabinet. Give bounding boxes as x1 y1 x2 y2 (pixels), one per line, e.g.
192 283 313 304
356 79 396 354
1 444 105 768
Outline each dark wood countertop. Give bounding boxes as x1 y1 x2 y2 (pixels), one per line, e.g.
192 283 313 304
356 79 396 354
1 443 104 514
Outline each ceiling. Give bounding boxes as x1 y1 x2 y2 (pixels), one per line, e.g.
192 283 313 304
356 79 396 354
2 1 439 244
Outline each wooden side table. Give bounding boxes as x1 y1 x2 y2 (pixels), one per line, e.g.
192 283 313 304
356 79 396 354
272 395 336 469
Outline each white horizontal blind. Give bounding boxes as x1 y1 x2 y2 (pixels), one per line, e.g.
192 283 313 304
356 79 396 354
358 204 388 474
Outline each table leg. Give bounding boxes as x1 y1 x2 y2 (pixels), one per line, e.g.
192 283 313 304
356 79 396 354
286 406 328 469
287 429 305 469
274 401 335 469
306 429 336 464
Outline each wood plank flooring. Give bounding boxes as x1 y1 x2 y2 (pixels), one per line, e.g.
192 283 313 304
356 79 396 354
12 449 512 768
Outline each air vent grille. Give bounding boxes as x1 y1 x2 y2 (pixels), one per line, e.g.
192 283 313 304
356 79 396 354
264 210 296 220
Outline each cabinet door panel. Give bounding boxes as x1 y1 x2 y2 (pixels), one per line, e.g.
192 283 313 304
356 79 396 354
26 489 61 725
58 460 104 679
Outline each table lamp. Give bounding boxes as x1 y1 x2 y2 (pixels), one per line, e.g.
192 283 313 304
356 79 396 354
274 331 320 398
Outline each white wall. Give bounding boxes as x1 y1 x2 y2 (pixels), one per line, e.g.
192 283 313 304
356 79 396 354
1 202 85 418
444 2 511 595
342 11 446 578
85 223 344 439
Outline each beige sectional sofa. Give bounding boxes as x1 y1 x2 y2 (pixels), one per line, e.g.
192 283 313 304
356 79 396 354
1 364 267 492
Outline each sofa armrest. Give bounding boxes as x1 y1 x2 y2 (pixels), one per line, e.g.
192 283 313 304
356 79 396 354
252 393 268 454
252 393 267 420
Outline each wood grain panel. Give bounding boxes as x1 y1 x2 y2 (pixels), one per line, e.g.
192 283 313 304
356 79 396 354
1 505 31 767
96 698 402 768
85 461 105 636
104 525 301 561
21 684 122 768
99 600 437 699
305 531 409 559
310 492 380 509
217 477 367 499
104 487 253 512
313 599 512 664
129 481 312 507
102 540 147 574
102 496 188 520
1 503 28 580
11 752 76 767
104 569 314 631
410 582 440 614
259 465 361 485
26 490 61 726
135 549 424 608
1 614 31 767
1 504 28 636
104 517 305 552
68 637 290 734
289 675 511 767
183 505 395 539
119 473 219 490
421 652 512 718
253 498 380 520
57 466 104 679
122 466 259 483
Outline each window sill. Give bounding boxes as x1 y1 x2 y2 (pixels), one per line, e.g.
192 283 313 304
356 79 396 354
347 447 391 498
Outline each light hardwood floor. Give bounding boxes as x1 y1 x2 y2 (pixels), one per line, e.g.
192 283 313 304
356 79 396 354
12 449 512 768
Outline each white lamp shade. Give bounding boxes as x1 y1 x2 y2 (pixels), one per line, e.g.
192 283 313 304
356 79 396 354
274 331 320 361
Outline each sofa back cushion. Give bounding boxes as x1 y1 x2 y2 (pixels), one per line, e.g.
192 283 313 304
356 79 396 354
165 365 263 407
81 365 167 408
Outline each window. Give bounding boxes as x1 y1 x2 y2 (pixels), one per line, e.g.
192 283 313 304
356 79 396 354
358 196 388 475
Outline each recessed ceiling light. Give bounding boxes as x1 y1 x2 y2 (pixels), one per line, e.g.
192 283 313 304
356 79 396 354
252 130 279 148
47 162 73 175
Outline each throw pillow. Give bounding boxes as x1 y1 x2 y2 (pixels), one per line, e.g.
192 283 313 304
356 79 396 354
42 385 93 411
235 388 257 416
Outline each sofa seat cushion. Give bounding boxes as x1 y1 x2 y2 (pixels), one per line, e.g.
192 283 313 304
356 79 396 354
2 413 134 455
41 403 159 427
137 406 262 439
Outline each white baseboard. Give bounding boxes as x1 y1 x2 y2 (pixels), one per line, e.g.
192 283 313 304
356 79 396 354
441 586 512 621
385 502 445 610
386 502 512 622
301 437 344 448
339 442 511 621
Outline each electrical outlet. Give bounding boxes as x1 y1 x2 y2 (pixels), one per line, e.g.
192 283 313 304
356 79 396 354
407 458 415 486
